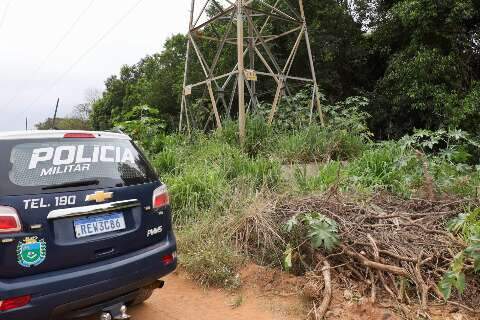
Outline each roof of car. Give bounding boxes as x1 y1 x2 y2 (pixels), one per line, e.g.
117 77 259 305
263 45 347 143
0 130 131 140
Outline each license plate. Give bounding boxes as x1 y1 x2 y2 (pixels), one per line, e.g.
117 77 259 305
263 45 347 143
74 212 126 239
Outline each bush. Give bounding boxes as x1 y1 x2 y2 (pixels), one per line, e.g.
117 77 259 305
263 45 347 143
215 116 274 157
347 142 422 196
179 220 243 287
274 126 365 164
229 156 282 190
165 166 228 223
294 162 343 193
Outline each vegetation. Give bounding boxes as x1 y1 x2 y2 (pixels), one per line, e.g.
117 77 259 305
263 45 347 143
34 0 480 316
86 0 480 139
126 103 479 296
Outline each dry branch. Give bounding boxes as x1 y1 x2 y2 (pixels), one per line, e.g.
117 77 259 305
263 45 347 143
341 245 409 277
312 259 332 320
233 192 479 315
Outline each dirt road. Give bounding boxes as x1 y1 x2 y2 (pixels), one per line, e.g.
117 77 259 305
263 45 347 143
82 266 408 320
119 270 304 320
119 275 302 320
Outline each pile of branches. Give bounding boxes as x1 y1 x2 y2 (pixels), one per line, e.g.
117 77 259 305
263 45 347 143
233 192 480 318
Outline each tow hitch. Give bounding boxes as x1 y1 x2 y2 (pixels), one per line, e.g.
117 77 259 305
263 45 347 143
100 304 131 320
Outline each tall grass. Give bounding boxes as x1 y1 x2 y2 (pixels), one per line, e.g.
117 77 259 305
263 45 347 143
274 126 365 164
346 142 423 196
145 122 478 287
294 162 343 193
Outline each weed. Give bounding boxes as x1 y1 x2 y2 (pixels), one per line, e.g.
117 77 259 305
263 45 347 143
294 162 343 193
165 166 228 223
152 148 177 176
229 295 244 308
179 227 244 287
346 142 422 196
274 126 364 164
431 161 480 197
229 156 282 190
441 207 480 299
144 123 480 291
216 116 274 157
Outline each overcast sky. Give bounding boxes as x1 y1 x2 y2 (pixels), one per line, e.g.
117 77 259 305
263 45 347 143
0 0 190 131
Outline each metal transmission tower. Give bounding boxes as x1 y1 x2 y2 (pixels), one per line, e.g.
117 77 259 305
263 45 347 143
179 0 324 144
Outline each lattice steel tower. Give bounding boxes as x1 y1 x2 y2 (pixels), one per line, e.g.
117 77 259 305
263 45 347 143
180 0 323 144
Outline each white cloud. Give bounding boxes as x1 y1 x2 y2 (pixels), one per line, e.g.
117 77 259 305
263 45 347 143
0 0 189 130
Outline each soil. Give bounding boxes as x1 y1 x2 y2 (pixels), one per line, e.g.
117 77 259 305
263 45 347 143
83 265 474 320
82 266 304 320
81 265 420 320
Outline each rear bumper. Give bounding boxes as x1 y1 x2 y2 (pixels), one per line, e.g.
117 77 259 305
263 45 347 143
0 232 177 320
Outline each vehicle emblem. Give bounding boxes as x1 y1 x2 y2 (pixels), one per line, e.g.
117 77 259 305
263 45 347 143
17 237 47 268
86 191 113 203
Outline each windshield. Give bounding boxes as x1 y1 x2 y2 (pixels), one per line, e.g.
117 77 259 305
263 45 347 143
0 138 157 196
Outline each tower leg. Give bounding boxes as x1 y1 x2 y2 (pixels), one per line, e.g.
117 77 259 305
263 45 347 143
299 0 325 127
237 0 246 146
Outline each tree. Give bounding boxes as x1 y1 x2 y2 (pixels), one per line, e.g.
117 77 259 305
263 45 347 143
35 117 91 130
87 1 480 139
367 0 480 138
91 34 187 132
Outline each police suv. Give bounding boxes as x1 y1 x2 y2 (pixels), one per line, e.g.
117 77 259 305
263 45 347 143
0 130 177 320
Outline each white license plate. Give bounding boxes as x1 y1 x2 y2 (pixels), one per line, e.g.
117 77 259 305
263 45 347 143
74 212 126 239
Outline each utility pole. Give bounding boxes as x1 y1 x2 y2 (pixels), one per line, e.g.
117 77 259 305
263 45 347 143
25 117 28 131
179 0 324 140
52 98 60 129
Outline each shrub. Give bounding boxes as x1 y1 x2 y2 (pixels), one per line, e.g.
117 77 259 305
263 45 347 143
229 156 282 190
165 166 228 223
274 126 364 164
215 116 274 157
179 221 243 288
294 162 343 193
347 142 422 196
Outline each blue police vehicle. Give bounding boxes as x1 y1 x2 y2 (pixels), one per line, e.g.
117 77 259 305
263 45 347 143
0 130 177 319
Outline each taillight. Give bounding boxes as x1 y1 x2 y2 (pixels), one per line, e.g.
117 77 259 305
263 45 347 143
153 185 169 209
0 295 31 312
0 206 21 233
162 252 175 265
63 132 96 138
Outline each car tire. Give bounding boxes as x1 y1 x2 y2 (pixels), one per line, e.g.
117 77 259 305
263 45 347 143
129 285 156 306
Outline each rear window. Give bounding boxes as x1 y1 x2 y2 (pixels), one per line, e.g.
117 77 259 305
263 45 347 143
0 138 157 196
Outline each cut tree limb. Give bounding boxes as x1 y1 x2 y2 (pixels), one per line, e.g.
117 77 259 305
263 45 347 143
341 245 410 277
313 260 332 320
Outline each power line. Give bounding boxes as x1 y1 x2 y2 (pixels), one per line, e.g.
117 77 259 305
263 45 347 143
0 0 12 33
3 0 97 110
10 0 146 122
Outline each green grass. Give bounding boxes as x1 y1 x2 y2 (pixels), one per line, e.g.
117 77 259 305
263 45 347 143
178 221 244 287
345 142 423 196
273 126 365 164
144 123 479 288
294 161 344 193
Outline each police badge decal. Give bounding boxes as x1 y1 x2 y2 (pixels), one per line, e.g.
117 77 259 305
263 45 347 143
17 237 47 267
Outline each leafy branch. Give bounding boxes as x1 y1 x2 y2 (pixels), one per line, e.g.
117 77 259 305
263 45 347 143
440 208 480 299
